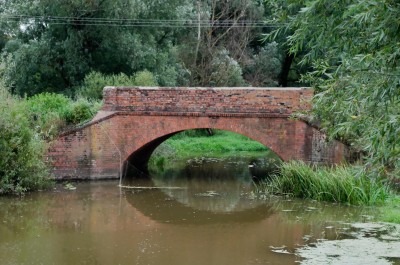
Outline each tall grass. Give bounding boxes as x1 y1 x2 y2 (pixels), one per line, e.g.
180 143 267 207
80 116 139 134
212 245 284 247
261 161 390 206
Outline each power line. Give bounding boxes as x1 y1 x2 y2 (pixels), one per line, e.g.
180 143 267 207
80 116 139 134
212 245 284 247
0 14 284 28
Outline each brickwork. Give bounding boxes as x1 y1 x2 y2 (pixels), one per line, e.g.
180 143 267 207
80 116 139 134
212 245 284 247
101 86 312 115
48 87 350 180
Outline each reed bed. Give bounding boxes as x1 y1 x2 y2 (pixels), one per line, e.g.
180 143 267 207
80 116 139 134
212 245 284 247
260 161 390 206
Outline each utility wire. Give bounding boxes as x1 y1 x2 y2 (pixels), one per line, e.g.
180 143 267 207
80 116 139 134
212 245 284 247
0 14 284 28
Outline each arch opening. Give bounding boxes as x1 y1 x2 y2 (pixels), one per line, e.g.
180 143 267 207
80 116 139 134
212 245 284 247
121 129 283 213
122 128 282 181
122 131 182 178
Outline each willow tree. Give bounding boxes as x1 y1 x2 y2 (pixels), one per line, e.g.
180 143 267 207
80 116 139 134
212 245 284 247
267 0 400 175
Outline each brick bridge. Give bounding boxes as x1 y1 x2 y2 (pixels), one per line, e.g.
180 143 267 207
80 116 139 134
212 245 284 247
48 87 350 180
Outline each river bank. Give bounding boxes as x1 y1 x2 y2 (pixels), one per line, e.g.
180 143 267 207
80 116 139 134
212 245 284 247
150 129 270 159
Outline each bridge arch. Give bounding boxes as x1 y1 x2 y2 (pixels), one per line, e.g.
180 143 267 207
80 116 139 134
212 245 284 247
123 121 287 176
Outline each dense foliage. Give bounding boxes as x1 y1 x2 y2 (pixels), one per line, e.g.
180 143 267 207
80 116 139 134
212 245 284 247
0 0 284 96
266 0 400 177
0 86 100 194
0 86 51 194
77 70 158 100
27 92 101 138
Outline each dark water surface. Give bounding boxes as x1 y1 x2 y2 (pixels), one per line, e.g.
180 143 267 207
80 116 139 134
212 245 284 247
0 155 375 265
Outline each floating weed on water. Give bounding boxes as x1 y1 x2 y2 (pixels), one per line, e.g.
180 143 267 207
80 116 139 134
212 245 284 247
269 245 292 255
195 191 221 197
63 183 76 190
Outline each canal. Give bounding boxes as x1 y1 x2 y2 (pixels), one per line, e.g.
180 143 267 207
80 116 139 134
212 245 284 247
0 153 399 264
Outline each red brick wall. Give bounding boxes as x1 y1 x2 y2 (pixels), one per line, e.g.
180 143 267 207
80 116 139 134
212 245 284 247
102 87 312 115
48 114 350 180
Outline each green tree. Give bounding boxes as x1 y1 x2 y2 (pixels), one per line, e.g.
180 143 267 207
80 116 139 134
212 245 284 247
0 0 191 95
178 0 282 87
0 0 287 93
267 0 400 176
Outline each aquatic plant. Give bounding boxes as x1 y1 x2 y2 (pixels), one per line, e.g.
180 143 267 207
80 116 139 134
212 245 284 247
379 196 400 224
260 161 390 206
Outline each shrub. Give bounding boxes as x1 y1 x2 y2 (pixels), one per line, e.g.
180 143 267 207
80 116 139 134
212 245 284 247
77 71 133 100
134 70 158 86
26 92 101 137
27 93 71 138
209 49 246 87
0 86 52 194
64 98 99 124
78 70 159 99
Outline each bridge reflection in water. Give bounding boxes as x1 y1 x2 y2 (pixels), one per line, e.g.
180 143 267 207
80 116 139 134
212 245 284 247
123 154 279 224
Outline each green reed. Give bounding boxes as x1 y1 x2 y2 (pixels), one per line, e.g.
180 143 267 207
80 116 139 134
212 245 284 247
260 161 390 206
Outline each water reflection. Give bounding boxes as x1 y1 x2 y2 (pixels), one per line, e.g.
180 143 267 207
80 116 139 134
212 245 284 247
124 183 274 225
119 154 278 224
145 154 280 214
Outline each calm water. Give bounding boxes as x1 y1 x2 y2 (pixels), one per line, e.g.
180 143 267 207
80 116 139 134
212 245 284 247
0 154 376 265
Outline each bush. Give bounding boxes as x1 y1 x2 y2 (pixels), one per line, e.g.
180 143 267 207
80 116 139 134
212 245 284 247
134 70 158 86
0 86 52 195
26 92 102 139
64 97 101 124
27 93 71 138
78 70 159 100
243 42 282 87
0 86 102 195
209 49 246 87
77 71 133 100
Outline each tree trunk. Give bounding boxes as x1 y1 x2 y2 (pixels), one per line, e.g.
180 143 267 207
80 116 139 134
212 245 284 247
279 53 294 87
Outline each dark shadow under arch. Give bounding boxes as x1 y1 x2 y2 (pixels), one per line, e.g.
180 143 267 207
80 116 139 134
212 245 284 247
123 131 181 177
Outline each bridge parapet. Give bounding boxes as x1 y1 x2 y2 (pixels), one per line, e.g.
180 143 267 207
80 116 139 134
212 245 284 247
102 87 312 116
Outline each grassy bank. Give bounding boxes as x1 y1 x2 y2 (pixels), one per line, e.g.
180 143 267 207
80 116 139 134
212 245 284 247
150 129 270 161
148 129 278 172
258 161 391 206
